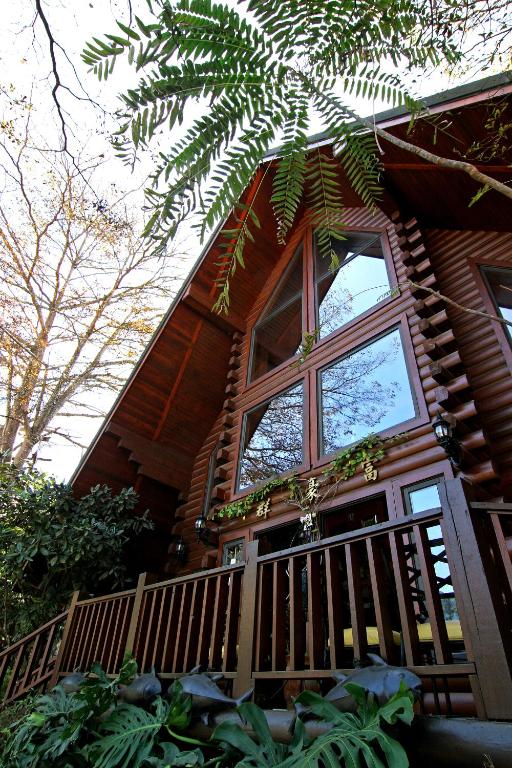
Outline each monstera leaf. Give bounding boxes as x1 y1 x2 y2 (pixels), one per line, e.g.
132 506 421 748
83 697 170 768
214 684 413 768
285 683 414 768
213 702 306 766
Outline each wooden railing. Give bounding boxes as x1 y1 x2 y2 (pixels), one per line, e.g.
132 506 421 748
1 478 512 721
0 611 67 706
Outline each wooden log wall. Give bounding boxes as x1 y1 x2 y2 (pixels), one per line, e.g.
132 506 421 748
164 211 512 574
425 230 512 497
169 207 488 573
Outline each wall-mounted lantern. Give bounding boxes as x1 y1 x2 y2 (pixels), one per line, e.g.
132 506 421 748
432 413 462 468
168 535 187 564
194 515 219 546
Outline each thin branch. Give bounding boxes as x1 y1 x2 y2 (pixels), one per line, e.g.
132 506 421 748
34 0 70 155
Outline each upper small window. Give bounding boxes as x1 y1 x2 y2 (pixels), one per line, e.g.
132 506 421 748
319 327 416 456
249 246 303 381
237 382 304 491
481 266 512 341
315 233 390 338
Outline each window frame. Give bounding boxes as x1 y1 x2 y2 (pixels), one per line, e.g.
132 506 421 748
234 377 310 495
231 222 429 499
469 257 512 372
312 230 394 346
247 242 306 384
316 322 420 462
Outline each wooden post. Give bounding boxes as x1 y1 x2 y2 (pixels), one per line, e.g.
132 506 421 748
49 590 80 687
440 478 512 720
125 572 147 657
233 541 258 698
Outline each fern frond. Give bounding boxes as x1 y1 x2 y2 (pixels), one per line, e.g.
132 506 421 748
271 91 309 243
305 148 346 271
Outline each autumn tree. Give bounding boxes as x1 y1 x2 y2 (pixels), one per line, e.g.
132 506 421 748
0 93 183 465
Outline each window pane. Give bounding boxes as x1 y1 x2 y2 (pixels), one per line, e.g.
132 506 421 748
315 233 390 337
250 246 303 381
409 484 441 515
238 383 304 490
404 480 458 619
482 266 512 340
222 539 245 565
320 328 416 456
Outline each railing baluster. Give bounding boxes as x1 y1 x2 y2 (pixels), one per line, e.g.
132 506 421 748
184 580 202 672
413 524 451 664
255 563 272 671
62 607 83 672
366 537 397 663
288 556 305 671
92 601 109 668
196 578 215 668
150 589 167 671
105 598 122 674
161 587 178 673
74 604 92 670
306 552 323 669
389 529 421 665
325 548 344 669
272 561 287 671
489 512 512 596
4 645 26 702
345 542 367 665
173 583 192 673
140 590 157 672
19 636 40 693
209 576 227 670
84 603 101 670
209 577 227 670
223 572 242 673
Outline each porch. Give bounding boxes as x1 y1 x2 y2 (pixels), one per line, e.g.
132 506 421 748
1 478 511 722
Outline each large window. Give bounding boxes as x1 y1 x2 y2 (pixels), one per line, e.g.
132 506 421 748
315 233 390 338
237 383 304 490
249 246 303 381
249 232 392 383
481 265 512 341
235 227 422 494
319 328 417 456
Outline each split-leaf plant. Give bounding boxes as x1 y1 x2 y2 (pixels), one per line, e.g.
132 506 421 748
1 655 415 768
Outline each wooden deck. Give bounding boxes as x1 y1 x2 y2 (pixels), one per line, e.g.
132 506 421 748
1 478 511 720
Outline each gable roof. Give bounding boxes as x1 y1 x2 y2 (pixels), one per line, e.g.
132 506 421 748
71 71 512 512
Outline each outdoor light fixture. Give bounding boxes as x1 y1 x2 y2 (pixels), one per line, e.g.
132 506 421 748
194 515 218 546
432 413 462 468
168 535 187 564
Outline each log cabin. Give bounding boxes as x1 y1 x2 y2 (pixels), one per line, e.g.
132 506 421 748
2 71 512 764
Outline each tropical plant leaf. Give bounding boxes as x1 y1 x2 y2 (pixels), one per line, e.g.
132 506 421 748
83 698 169 768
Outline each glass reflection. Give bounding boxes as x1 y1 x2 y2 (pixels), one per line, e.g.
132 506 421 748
315 233 390 337
250 246 303 381
320 328 416 456
238 383 304 490
407 482 458 620
481 266 512 340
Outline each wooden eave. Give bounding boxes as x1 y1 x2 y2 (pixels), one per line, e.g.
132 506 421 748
72 73 512 510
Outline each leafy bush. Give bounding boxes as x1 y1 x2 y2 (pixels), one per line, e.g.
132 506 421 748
0 460 153 645
1 657 415 767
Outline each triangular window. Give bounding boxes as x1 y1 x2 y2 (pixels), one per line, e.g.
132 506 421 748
248 245 303 381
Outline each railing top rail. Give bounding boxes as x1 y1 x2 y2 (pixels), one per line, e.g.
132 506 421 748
0 610 67 658
471 501 512 513
77 588 136 606
146 561 245 591
257 508 443 564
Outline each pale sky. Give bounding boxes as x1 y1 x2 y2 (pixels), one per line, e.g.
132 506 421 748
0 0 487 481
